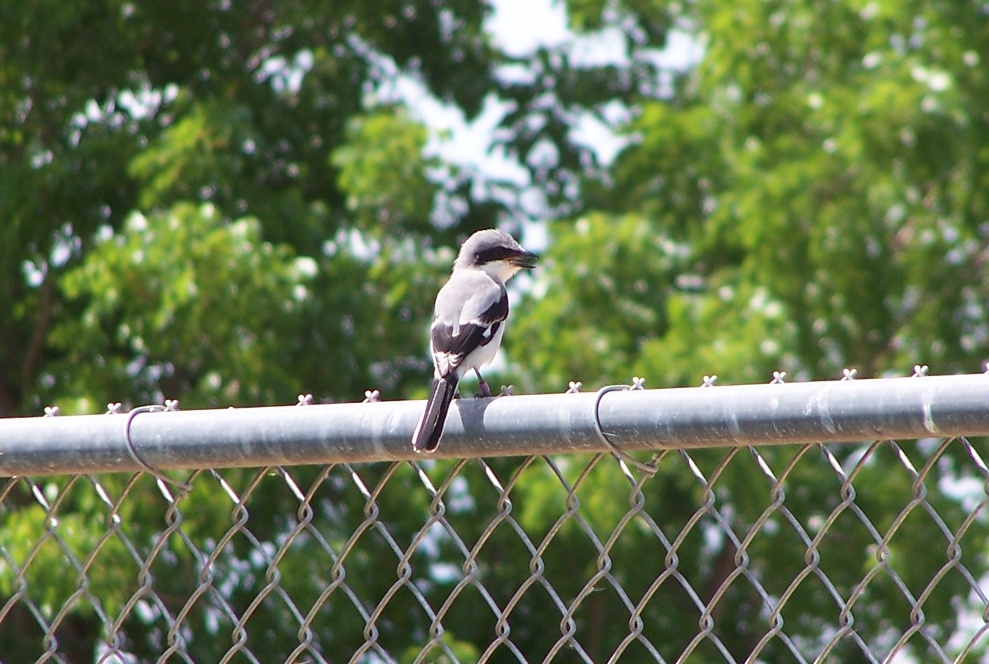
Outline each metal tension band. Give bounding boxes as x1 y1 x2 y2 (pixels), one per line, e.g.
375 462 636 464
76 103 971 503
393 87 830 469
123 405 192 491
592 385 658 476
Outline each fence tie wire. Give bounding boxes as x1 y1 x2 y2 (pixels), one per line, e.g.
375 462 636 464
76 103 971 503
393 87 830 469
122 403 192 493
592 383 659 477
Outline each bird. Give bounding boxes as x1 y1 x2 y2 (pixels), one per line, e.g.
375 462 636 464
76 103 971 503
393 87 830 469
411 228 538 453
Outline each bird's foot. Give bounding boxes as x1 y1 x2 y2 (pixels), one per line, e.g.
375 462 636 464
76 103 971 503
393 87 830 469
475 379 491 398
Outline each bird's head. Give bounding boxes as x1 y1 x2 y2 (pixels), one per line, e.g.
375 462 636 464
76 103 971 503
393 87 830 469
454 228 538 281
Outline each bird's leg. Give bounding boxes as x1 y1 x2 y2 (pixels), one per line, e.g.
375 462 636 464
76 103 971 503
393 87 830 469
473 368 491 398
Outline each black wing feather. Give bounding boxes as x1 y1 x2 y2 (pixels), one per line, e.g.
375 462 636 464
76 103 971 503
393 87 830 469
431 293 508 378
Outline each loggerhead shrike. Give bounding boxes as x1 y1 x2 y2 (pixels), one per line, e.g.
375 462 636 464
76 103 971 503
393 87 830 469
411 229 538 453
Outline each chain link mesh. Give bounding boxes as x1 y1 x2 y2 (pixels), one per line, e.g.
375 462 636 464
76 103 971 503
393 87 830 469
1 431 987 662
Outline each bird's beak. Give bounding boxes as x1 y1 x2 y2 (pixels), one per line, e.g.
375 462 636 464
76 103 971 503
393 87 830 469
513 250 539 270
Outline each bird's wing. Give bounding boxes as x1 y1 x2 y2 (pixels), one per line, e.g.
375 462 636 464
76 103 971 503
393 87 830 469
431 275 508 378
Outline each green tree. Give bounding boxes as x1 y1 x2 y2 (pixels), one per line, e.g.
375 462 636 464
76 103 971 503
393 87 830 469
0 2 512 660
1 0 988 661
508 0 989 660
0 0 503 417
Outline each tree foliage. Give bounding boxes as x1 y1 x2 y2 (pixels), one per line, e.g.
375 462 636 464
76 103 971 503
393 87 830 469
1 0 988 660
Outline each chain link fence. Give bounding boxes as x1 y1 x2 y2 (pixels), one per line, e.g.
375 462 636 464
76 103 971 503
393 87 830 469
1 374 988 662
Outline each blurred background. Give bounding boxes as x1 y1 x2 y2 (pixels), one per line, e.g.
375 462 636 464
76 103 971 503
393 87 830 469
2 0 988 661
4 0 988 416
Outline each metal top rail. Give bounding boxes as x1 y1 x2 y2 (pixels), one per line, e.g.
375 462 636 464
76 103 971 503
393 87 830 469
1 374 987 476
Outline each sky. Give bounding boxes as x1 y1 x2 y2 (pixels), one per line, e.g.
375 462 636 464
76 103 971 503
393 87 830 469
377 0 704 243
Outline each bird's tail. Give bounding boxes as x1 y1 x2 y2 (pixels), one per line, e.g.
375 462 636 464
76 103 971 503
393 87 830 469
412 375 459 453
